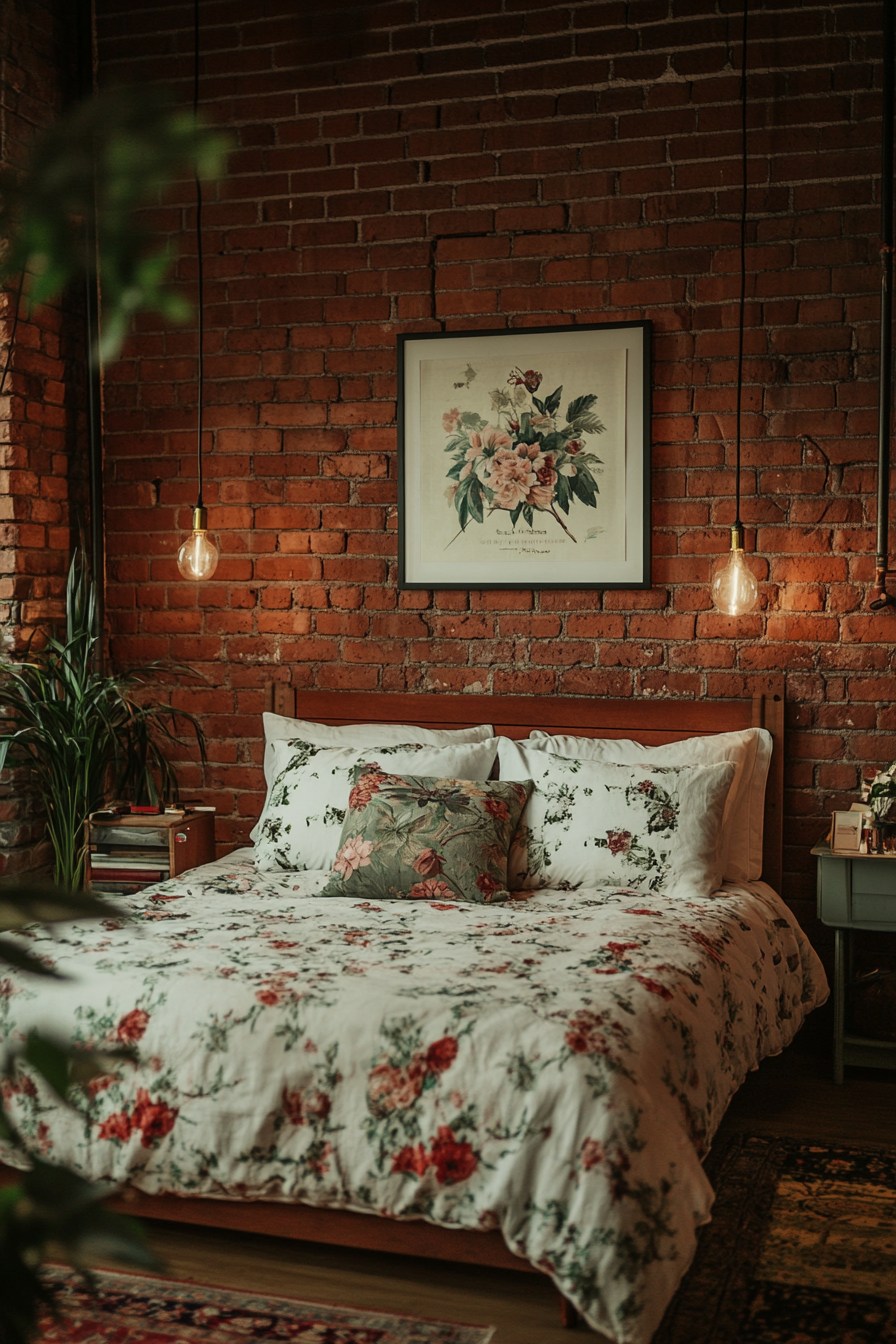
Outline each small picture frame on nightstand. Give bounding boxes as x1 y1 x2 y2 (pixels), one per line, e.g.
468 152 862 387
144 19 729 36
831 810 863 854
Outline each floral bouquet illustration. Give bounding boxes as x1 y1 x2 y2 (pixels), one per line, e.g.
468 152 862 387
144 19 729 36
442 366 606 545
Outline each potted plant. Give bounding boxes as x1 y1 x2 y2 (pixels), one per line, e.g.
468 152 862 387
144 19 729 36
0 552 206 889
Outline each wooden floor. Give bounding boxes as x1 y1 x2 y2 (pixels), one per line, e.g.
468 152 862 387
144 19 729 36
89 1041 895 1343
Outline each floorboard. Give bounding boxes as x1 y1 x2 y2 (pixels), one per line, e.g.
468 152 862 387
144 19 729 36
87 1043 896 1342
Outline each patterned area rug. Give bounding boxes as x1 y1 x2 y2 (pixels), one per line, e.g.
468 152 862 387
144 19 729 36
655 1134 896 1344
39 1267 495 1343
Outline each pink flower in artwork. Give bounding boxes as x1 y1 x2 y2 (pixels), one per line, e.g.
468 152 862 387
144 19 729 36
409 879 453 901
606 829 632 857
334 835 374 879
524 453 557 510
507 367 542 392
567 439 582 455
469 424 512 454
483 448 538 511
442 407 462 433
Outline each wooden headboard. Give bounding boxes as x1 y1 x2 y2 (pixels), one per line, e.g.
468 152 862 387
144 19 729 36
267 682 785 893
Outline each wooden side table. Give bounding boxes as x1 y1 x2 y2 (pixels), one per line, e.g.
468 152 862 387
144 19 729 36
87 811 215 892
813 840 896 1084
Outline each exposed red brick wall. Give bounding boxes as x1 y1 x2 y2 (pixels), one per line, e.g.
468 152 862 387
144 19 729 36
94 0 895 950
0 0 86 873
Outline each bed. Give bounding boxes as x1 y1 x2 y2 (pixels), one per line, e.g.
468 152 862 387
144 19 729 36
0 683 827 1343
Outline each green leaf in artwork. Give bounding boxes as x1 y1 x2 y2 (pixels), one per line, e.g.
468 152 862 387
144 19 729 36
460 411 487 429
566 393 598 422
554 473 572 514
467 478 485 524
539 431 567 455
509 502 524 527
543 385 563 416
571 468 599 507
522 504 534 527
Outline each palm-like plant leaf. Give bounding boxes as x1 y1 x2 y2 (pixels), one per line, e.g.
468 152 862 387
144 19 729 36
0 552 206 887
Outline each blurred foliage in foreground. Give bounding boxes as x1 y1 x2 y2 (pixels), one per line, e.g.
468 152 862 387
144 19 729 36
0 85 230 363
0 879 160 1344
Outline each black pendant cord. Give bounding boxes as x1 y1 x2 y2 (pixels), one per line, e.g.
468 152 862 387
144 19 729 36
871 0 895 608
734 0 748 538
194 0 204 512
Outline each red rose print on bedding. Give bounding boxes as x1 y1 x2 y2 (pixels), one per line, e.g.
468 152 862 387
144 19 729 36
131 1089 178 1147
425 1036 458 1074
430 1126 478 1185
606 830 633 857
367 1060 428 1114
392 1142 431 1177
391 1125 478 1186
98 1111 132 1142
115 1008 149 1042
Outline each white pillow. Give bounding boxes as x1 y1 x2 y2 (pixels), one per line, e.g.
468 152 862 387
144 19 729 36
261 712 494 789
498 738 735 899
252 714 495 843
254 738 498 872
526 727 771 884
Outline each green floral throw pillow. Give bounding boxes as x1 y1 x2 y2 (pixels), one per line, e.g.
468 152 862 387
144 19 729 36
319 769 534 904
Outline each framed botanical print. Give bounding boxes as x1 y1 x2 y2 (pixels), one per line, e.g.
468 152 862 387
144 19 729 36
397 320 651 590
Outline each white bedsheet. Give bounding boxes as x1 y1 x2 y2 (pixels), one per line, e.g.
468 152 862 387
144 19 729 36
0 851 827 1343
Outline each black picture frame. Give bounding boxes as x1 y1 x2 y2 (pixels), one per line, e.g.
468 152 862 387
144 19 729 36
397 320 652 590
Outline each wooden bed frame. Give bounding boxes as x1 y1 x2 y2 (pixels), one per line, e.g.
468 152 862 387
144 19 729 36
4 682 786 1326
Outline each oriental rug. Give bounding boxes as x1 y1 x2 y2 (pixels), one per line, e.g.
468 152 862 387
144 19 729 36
38 1267 495 1344
654 1134 896 1344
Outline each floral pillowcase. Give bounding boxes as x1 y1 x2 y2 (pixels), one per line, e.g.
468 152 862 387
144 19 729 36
319 768 534 904
497 739 736 899
253 738 499 872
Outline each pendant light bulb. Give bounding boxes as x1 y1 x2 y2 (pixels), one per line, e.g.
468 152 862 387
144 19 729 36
177 507 218 581
711 526 758 615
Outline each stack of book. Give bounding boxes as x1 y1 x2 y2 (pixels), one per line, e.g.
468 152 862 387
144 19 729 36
89 822 172 891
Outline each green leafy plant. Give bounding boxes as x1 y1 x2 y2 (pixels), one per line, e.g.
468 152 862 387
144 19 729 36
0 553 207 890
0 879 160 1344
0 85 230 362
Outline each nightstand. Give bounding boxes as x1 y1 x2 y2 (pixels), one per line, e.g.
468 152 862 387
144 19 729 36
813 840 896 1084
87 811 216 893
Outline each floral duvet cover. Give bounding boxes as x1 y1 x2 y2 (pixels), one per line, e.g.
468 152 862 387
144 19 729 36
0 851 827 1344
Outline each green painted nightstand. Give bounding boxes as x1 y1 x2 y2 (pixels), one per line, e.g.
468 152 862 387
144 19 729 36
813 840 896 1084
